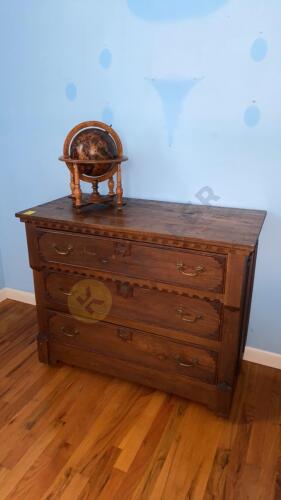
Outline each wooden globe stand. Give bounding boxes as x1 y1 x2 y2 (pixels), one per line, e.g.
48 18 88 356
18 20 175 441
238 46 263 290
59 121 128 210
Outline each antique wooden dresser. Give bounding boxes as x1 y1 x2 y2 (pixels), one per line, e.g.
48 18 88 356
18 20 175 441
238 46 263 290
16 197 266 416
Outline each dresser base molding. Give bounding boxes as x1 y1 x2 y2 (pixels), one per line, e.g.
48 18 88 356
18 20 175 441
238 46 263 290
46 340 233 417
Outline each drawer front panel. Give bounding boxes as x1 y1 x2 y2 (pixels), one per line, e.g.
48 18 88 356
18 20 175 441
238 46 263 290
47 311 218 384
44 272 222 340
37 230 225 292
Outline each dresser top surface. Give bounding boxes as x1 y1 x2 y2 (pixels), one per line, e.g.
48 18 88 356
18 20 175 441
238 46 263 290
16 196 266 251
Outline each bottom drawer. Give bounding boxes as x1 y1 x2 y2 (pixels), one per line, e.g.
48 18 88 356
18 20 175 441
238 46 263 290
47 342 231 415
47 310 218 385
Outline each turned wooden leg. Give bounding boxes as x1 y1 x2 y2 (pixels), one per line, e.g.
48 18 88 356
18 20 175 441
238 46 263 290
91 180 102 204
116 165 123 210
108 176 115 197
70 168 75 199
73 163 82 207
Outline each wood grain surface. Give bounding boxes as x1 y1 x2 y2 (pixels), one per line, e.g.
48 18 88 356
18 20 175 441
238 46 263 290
16 196 266 252
0 299 280 500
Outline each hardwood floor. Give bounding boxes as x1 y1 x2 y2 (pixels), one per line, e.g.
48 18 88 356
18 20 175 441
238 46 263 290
0 299 280 500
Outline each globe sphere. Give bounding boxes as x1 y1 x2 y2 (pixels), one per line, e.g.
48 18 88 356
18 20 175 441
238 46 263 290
70 127 117 176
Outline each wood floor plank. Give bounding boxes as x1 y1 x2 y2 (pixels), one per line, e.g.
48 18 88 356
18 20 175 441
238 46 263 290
131 397 188 500
77 446 121 499
0 367 73 468
96 468 125 500
0 342 36 378
0 300 280 500
150 404 223 500
0 425 59 499
0 302 36 361
203 362 252 500
114 396 175 499
1 357 49 404
246 367 281 500
115 391 167 472
2 372 110 500
0 363 64 428
41 381 142 499
59 473 89 500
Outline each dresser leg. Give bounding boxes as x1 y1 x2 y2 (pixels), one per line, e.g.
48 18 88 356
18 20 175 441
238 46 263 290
37 333 49 364
215 384 233 418
37 337 60 366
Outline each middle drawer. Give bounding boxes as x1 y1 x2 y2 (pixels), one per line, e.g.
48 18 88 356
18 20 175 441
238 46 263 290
42 271 222 341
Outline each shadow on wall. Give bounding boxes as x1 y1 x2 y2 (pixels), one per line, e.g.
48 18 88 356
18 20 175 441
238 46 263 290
127 0 228 21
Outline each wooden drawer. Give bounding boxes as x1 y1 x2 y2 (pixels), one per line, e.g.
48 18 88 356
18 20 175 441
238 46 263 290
48 342 229 414
43 271 222 340
47 311 218 384
36 230 226 292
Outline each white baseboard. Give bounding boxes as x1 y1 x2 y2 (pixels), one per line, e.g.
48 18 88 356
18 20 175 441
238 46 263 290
243 346 281 370
0 287 36 305
0 289 7 302
0 287 280 370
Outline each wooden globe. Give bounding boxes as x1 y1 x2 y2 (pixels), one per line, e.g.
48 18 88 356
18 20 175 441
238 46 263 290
59 121 128 210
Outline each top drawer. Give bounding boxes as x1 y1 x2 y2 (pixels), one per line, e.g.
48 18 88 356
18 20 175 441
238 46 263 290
36 230 226 293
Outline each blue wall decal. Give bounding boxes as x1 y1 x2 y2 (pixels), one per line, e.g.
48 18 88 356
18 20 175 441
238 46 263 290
99 48 112 69
65 83 77 101
244 105 261 127
149 79 200 145
102 106 114 124
251 38 268 62
127 0 228 21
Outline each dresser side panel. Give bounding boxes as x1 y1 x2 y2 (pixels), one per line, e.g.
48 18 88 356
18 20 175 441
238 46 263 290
218 253 249 387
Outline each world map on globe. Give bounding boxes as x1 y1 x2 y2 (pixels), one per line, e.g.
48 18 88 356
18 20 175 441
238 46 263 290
70 127 118 177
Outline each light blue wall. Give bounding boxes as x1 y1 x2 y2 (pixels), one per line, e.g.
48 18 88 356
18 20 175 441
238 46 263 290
0 212 5 288
0 250 4 289
0 1 280 353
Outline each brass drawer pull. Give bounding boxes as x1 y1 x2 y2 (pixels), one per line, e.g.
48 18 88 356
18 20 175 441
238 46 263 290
53 244 73 256
175 356 198 368
60 326 79 337
59 288 72 297
176 307 203 324
176 263 205 277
